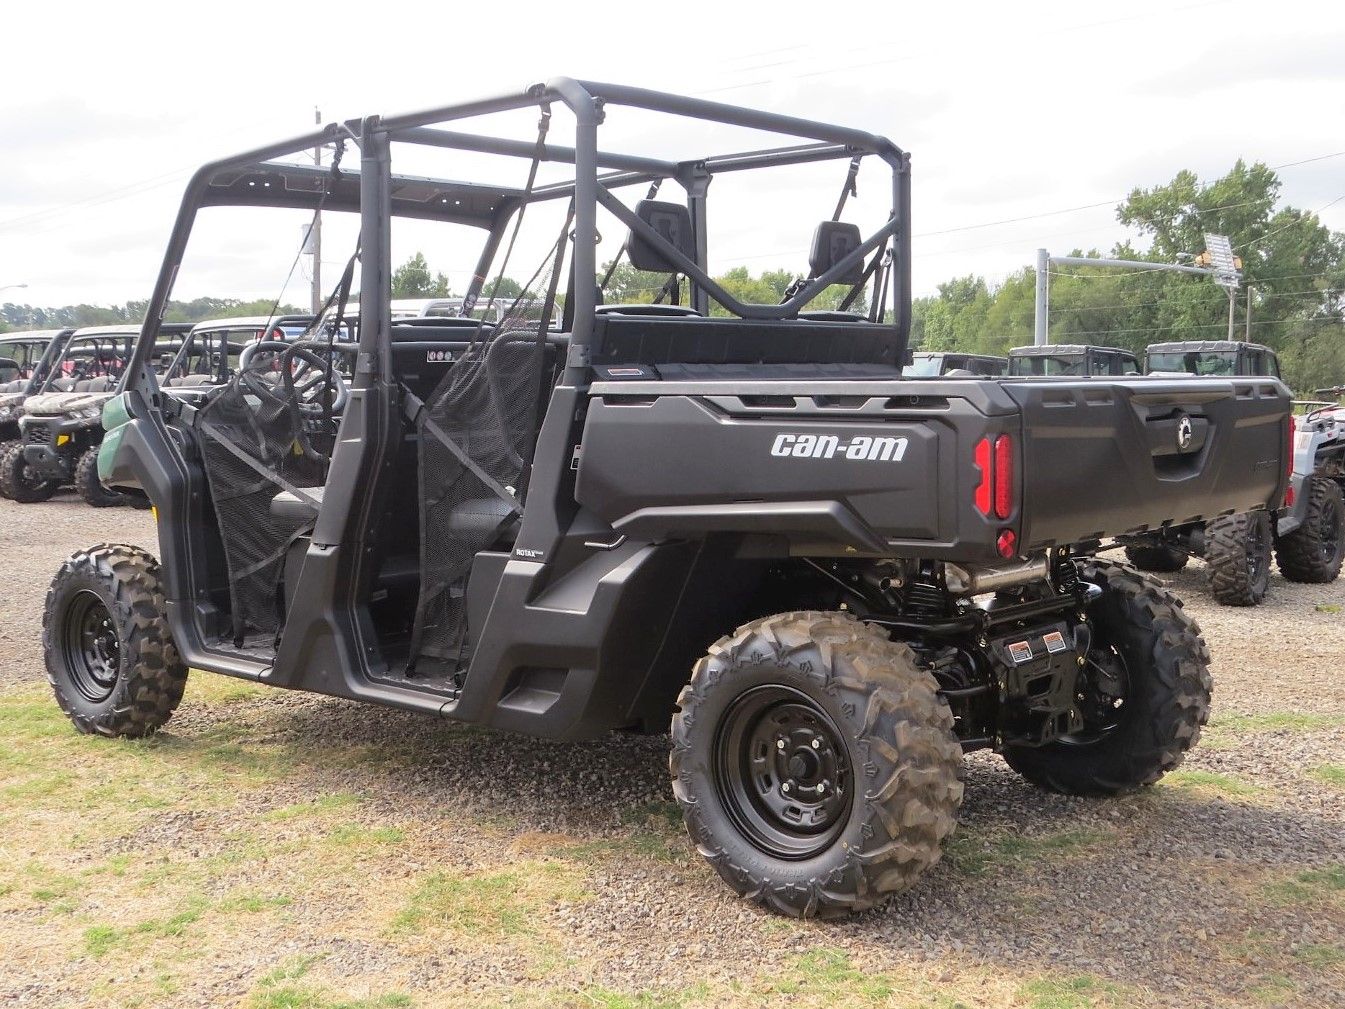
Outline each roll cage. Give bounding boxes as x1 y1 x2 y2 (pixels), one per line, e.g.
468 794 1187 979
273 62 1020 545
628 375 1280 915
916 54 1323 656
124 78 911 398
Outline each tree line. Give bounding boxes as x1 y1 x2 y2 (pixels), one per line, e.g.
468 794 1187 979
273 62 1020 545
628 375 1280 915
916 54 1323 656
7 160 1341 392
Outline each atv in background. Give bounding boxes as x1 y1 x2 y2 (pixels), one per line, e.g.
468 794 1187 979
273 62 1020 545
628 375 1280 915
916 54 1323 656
1275 387 1345 583
1007 344 1141 377
1 323 192 505
1120 341 1288 604
1144 340 1281 379
0 329 75 472
904 351 1006 377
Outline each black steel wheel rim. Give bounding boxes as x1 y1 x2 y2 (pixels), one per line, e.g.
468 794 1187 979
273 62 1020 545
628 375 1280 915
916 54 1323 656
1322 496 1342 564
1063 644 1131 743
713 685 853 860
62 589 120 703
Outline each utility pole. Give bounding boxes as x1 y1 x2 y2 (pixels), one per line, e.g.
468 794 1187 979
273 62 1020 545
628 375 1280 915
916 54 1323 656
1245 285 1254 341
1034 248 1049 345
310 107 322 316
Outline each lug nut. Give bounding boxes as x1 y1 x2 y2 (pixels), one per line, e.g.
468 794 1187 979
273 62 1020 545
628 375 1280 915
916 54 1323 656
782 782 791 793
811 739 820 750
776 739 786 750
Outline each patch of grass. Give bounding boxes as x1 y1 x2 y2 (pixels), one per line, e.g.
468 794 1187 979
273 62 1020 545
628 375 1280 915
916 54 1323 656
1209 712 1345 734
1264 865 1345 905
1018 974 1123 1009
1293 943 1345 969
1162 770 1262 798
219 893 293 914
264 794 362 820
943 828 1106 878
1247 972 1297 1005
1315 603 1342 614
325 823 405 847
391 860 586 939
1311 764 1345 788
772 949 896 1001
577 990 693 1009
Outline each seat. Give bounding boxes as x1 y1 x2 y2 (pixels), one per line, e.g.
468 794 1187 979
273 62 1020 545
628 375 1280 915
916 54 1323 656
445 496 519 545
270 485 325 522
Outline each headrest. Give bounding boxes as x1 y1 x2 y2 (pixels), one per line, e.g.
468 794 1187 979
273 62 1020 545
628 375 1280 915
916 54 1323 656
628 200 695 273
808 221 863 284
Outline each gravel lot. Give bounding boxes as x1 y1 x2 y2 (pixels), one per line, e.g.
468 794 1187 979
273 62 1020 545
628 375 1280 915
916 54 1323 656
1 493 1342 1009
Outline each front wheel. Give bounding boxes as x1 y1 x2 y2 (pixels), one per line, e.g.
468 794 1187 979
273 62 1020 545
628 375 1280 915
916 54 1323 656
76 445 126 508
670 611 964 919
1003 560 1211 795
1276 477 1344 584
1204 511 1273 606
44 544 187 737
0 441 59 502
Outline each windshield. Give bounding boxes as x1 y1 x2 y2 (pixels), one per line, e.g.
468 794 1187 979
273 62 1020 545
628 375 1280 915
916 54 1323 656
1147 351 1237 376
1009 354 1085 376
904 354 942 377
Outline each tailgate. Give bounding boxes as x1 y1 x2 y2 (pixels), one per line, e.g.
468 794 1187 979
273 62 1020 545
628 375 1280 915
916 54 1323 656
1003 377 1289 547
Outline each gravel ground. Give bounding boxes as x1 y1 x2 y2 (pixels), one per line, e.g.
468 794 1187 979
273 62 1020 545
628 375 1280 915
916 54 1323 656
1 494 1342 1008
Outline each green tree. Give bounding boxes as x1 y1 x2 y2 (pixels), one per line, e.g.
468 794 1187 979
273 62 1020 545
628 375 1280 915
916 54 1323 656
391 252 452 298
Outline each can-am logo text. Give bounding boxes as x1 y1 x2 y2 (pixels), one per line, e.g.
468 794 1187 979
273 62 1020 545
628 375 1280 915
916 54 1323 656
770 432 909 462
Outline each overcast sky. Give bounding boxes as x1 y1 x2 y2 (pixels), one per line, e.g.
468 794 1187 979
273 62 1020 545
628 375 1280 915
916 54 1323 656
2 0 1342 311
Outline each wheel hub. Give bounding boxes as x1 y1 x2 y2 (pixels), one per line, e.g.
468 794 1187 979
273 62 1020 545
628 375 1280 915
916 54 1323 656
62 589 120 703
714 686 853 860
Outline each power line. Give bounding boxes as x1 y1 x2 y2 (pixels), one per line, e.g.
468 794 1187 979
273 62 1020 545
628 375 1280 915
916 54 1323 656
1060 316 1341 338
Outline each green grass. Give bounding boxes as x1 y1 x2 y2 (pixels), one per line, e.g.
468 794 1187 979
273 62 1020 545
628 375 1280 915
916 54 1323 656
1209 712 1345 733
248 959 412 1009
1247 972 1297 1005
1018 975 1124 1009
944 828 1106 877
1311 763 1345 787
325 823 406 847
1264 865 1345 904
1293 943 1345 969
391 860 587 939
1315 603 1342 614
264 794 362 820
1162 770 1263 798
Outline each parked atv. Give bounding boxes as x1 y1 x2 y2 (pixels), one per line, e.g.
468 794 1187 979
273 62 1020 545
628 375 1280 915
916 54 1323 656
1008 344 1141 377
905 351 1006 377
1275 388 1345 583
2 324 191 505
0 329 74 492
42 80 1290 919
1120 340 1288 604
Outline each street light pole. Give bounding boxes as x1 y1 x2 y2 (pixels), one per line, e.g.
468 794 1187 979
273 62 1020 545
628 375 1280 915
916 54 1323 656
0 283 29 294
310 107 323 316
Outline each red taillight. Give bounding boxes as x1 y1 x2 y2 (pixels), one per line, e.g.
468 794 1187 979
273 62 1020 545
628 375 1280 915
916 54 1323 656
974 438 993 516
996 529 1017 558
993 434 1014 520
973 435 1016 520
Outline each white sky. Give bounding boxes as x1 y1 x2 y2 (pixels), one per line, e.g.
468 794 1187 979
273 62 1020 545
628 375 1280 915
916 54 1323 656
1 0 1342 310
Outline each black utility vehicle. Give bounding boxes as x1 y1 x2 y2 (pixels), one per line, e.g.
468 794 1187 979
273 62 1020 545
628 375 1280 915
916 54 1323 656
1144 340 1281 379
2 324 191 505
1120 340 1288 603
1008 344 1141 377
44 80 1290 918
0 329 74 466
905 351 1006 377
1276 387 1345 583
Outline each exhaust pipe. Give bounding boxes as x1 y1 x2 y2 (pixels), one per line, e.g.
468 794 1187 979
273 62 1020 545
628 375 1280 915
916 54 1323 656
945 555 1050 596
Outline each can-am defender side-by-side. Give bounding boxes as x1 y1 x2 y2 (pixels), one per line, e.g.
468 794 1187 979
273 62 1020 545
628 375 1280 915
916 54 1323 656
1275 387 1345 583
1118 341 1290 603
1 324 192 505
45 80 1290 918
1007 343 1142 377
904 351 1006 377
0 329 75 468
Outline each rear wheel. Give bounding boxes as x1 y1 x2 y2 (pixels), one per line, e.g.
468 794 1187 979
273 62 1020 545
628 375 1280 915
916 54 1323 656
76 445 125 508
1123 543 1188 573
0 441 58 502
670 611 963 918
1003 560 1212 795
44 544 187 737
1276 477 1345 583
1205 511 1273 606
